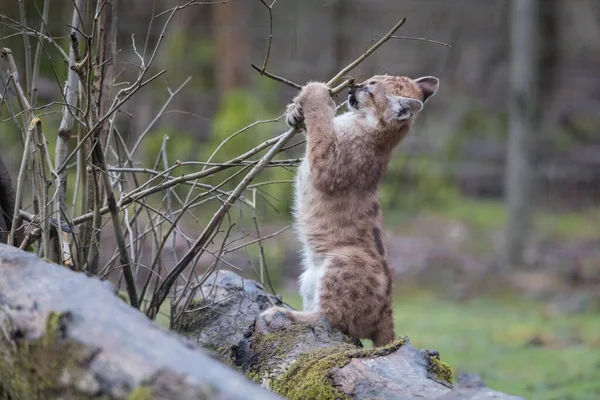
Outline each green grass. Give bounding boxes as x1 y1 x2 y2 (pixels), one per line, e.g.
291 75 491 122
281 292 600 400
397 196 600 241
429 198 506 231
430 197 599 237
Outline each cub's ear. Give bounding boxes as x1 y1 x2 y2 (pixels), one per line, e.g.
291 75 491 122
414 76 439 103
391 96 423 121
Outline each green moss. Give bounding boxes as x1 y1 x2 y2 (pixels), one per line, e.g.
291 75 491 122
0 311 103 399
246 369 262 383
428 356 454 384
263 334 405 400
128 386 152 400
117 292 129 303
197 339 234 363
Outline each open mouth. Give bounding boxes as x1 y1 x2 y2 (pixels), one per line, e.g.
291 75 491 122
348 94 358 108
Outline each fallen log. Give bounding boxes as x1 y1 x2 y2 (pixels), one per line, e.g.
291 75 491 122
0 244 280 400
175 270 524 400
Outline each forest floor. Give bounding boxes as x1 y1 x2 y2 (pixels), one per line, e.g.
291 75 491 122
149 197 600 399
280 291 600 400
276 198 600 400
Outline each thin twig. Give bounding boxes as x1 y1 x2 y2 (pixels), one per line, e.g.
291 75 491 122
226 224 290 254
8 118 36 246
146 16 411 318
19 226 42 250
201 114 283 172
145 124 298 319
327 17 407 87
18 0 32 95
59 132 288 226
391 35 452 47
250 63 302 90
252 216 277 295
152 0 235 19
130 76 192 157
0 48 32 126
30 0 51 105
0 14 70 61
92 139 139 308
55 68 167 175
258 0 276 74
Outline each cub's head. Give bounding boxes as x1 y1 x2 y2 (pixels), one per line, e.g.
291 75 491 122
347 75 439 127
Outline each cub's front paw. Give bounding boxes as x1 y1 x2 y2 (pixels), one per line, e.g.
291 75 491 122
301 82 331 98
285 102 305 130
298 82 336 110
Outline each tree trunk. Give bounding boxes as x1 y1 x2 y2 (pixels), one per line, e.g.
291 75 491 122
0 154 24 246
213 1 249 93
0 244 279 400
505 0 539 269
174 270 524 400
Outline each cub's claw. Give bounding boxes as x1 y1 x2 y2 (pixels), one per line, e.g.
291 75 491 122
285 102 305 130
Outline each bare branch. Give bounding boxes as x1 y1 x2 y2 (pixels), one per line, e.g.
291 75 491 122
0 14 70 62
145 124 298 319
144 16 411 318
0 48 32 125
8 118 36 246
54 0 85 267
202 114 283 172
327 17 407 87
18 0 32 95
18 226 41 250
391 35 452 47
250 63 302 90
30 0 51 105
257 0 276 74
152 0 236 19
130 76 192 157
92 139 139 308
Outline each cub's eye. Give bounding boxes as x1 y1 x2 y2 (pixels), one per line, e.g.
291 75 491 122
368 81 376 85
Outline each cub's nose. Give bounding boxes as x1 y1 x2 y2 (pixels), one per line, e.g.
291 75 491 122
348 87 357 95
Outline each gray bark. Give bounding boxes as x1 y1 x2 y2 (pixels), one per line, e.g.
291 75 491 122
0 243 523 400
0 244 279 400
505 0 539 268
175 270 524 400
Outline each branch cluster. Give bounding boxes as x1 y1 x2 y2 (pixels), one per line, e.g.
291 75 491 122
0 0 411 322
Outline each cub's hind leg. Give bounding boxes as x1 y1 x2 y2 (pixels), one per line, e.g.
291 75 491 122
371 305 396 347
260 307 321 326
318 252 392 342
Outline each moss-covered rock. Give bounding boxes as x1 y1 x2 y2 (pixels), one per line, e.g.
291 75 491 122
127 386 152 400
273 338 405 400
0 311 105 400
243 321 405 400
428 356 455 385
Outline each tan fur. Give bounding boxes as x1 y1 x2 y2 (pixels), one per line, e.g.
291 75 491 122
261 75 439 346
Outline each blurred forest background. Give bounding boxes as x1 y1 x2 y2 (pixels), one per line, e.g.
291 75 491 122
1 0 600 399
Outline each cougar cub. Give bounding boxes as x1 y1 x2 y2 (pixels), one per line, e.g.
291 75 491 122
262 75 439 346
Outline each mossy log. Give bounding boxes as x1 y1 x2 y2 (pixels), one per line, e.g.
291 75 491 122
175 270 524 400
0 244 280 400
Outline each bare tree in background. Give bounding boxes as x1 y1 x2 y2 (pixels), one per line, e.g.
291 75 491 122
0 0 371 324
505 0 540 268
0 0 286 317
214 1 249 92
